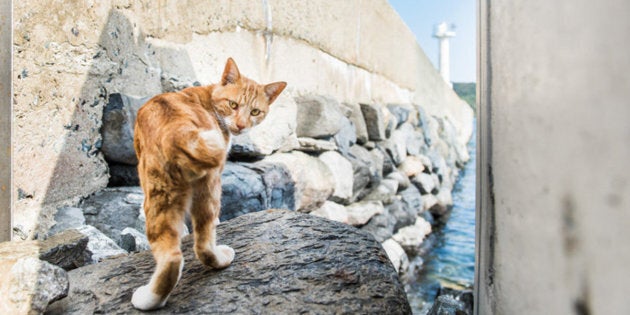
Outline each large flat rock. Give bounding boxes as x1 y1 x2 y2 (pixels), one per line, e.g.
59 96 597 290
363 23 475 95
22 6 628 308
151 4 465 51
48 210 411 314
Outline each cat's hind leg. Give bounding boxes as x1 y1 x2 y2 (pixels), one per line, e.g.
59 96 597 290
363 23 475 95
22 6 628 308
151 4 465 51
191 172 235 269
132 192 188 311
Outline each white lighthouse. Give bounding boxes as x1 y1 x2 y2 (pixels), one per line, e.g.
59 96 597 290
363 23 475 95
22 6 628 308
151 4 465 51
433 22 456 87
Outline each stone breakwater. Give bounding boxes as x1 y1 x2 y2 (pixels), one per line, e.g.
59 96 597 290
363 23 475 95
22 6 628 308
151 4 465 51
98 90 469 275
0 90 469 313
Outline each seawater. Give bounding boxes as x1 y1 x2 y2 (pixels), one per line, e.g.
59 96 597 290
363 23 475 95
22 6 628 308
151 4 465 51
406 123 477 314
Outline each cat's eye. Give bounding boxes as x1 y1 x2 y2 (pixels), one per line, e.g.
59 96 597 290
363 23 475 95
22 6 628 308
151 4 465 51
251 108 261 116
229 101 238 109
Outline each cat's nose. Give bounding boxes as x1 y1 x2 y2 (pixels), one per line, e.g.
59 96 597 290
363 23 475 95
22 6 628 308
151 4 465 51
236 123 246 131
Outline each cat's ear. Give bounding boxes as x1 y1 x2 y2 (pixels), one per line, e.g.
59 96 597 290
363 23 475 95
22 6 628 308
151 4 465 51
221 58 241 85
264 81 287 105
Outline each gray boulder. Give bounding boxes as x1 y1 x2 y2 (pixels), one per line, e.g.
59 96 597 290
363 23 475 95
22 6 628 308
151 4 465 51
310 201 349 224
398 155 426 178
76 225 127 263
333 115 357 154
381 239 409 274
346 200 385 226
395 122 426 156
387 199 417 233
2 257 69 314
0 229 89 271
360 208 396 243
39 229 90 270
435 287 474 315
406 130 427 156
295 95 344 139
383 109 397 139
417 154 434 173
374 145 396 175
101 93 149 165
436 189 454 210
220 162 267 221
80 186 145 244
247 161 296 211
230 93 299 157
0 237 86 313
412 173 438 195
318 151 354 204
108 163 140 186
363 179 399 205
386 104 413 127
120 227 150 252
369 146 387 178
48 210 411 315
221 161 297 221
263 151 334 212
379 131 407 166
295 137 338 153
428 295 468 315
399 185 424 217
416 106 431 142
422 194 439 212
340 102 369 144
423 194 448 218
386 170 411 192
48 207 86 237
391 217 432 256
345 145 381 201
427 150 450 179
360 103 386 141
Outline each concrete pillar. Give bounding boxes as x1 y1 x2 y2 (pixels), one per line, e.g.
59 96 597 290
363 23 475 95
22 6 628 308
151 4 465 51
0 0 11 241
476 0 630 314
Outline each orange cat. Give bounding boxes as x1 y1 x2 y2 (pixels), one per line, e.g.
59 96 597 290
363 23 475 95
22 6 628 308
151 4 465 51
131 58 286 310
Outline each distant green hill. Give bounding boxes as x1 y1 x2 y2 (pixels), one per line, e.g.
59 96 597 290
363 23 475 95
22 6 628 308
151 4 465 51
453 82 476 112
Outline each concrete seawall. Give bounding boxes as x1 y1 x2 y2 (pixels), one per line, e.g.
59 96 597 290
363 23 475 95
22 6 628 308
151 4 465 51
12 0 472 237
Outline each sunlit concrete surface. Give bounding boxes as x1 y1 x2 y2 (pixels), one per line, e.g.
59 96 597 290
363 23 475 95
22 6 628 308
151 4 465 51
477 0 630 313
0 0 11 241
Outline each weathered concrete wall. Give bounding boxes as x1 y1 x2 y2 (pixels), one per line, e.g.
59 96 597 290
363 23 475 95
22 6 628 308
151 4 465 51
0 0 11 241
477 0 630 314
12 0 472 238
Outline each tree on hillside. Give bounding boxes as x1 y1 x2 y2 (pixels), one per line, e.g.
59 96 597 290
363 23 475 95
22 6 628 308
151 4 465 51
453 82 476 112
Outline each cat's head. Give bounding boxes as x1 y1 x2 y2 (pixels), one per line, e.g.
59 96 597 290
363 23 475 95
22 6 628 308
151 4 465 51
211 58 286 135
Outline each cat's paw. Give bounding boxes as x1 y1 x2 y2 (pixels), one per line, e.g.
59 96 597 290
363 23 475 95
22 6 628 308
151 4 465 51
213 245 235 269
131 285 167 311
199 129 225 150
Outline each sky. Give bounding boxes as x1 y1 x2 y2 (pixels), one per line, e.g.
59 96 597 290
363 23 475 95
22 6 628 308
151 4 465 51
388 0 476 83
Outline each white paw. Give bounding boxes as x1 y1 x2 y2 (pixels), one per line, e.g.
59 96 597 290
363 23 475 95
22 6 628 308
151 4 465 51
131 285 167 311
199 129 225 150
214 245 235 269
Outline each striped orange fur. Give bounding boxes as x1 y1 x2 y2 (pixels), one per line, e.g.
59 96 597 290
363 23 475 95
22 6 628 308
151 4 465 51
131 58 286 310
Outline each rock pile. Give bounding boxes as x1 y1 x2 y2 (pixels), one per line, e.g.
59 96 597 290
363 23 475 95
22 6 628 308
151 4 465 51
98 91 469 276
1 90 469 313
47 210 412 314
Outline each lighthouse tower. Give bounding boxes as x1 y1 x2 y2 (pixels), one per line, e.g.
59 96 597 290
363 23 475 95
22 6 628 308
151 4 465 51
433 22 456 86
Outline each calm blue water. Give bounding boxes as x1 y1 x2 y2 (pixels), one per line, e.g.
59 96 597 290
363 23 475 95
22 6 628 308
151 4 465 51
406 125 477 314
